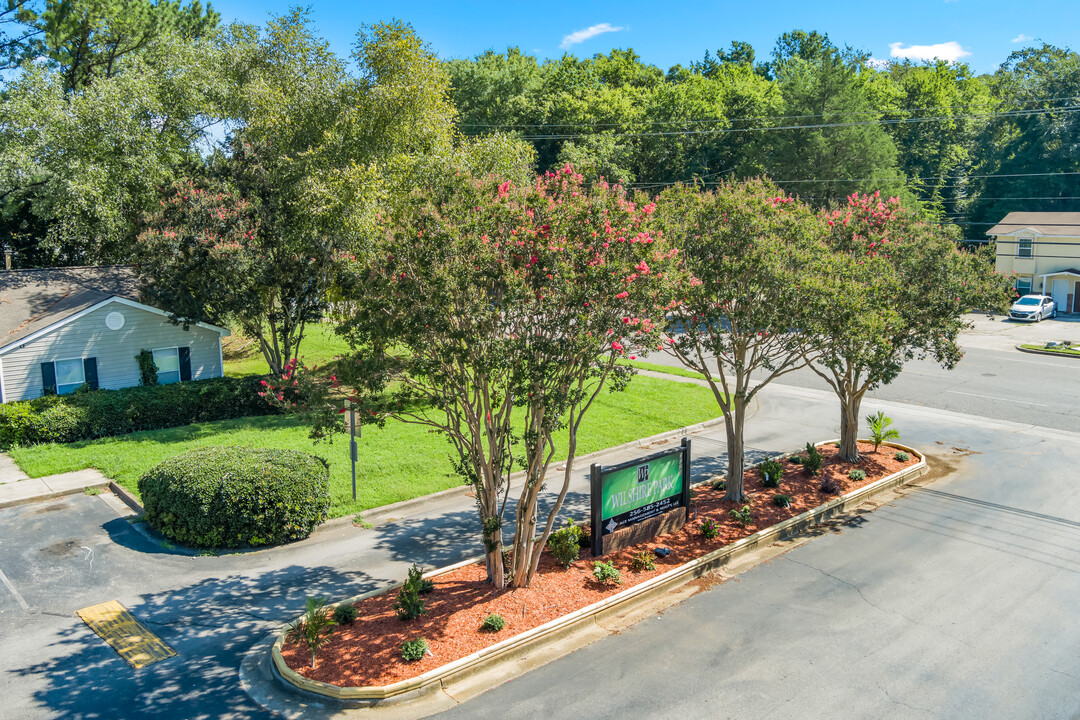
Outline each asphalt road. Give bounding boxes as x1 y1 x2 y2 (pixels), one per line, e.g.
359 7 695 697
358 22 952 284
643 314 1080 433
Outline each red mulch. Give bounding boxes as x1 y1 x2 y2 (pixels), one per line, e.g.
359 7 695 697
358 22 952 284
281 442 915 686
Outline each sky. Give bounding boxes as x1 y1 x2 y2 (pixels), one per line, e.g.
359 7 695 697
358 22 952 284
209 0 1080 75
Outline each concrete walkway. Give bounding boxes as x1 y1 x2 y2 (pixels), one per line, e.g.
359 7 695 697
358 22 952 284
0 452 109 509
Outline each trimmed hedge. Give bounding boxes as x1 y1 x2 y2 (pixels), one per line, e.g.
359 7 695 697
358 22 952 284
0 376 275 448
138 446 330 548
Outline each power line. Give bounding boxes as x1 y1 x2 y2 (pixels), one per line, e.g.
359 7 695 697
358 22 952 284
458 95 1080 129
625 170 1080 189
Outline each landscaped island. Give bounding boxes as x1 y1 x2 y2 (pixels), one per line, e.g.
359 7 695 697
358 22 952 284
278 441 920 689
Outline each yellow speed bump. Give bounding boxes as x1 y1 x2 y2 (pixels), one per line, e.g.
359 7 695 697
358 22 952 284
76 600 176 669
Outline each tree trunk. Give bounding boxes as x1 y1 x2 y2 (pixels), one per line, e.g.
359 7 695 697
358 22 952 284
838 394 861 463
723 397 747 502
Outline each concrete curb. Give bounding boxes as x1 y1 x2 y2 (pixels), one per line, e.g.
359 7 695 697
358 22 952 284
270 440 927 706
1015 344 1080 359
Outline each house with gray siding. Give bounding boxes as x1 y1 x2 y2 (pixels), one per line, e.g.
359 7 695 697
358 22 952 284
0 266 229 402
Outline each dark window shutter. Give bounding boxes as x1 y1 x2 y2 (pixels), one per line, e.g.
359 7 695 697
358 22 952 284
83 357 98 390
41 362 56 395
178 347 192 381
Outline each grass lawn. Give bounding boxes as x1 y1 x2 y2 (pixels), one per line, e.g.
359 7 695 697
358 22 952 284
11 375 721 519
1020 343 1080 357
222 323 351 377
625 358 708 381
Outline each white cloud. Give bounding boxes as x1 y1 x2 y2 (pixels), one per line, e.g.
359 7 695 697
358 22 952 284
867 57 890 69
560 23 625 50
1012 33 1032 43
888 41 971 63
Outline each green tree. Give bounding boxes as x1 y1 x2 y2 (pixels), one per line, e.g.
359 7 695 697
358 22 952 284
762 31 905 206
966 44 1080 227
23 0 219 91
656 179 827 500
811 192 1012 461
324 166 674 589
0 29 228 264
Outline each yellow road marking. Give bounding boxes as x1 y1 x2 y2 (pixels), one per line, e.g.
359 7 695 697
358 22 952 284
76 600 176 669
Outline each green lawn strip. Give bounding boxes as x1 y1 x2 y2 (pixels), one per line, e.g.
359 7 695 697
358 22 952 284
11 375 721 519
223 323 351 378
621 358 708 381
1020 344 1080 356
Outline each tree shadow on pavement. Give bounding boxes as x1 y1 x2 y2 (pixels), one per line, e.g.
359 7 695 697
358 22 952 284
13 564 381 719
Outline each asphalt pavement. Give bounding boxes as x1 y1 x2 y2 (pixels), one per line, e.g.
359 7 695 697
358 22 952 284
2 324 1079 718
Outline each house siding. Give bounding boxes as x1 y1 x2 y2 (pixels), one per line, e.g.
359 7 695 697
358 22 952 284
2 300 223 402
994 234 1080 294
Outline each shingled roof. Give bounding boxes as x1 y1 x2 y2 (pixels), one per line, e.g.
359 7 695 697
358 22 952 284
0 265 140 350
985 212 1080 237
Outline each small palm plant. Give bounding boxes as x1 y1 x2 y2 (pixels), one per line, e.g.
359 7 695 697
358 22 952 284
865 411 900 452
286 596 336 669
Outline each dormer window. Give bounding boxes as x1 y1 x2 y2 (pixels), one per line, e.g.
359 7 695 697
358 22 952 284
1017 238 1033 258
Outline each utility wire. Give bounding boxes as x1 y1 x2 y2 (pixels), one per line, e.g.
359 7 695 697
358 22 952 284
458 95 1080 129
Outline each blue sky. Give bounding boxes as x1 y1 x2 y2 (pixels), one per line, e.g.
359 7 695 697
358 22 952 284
210 0 1079 74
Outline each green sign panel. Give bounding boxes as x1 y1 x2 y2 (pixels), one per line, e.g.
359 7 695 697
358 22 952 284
601 452 683 525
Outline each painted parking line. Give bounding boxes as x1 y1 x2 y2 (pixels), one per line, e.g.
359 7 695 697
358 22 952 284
0 567 29 610
945 389 1049 407
76 600 176 669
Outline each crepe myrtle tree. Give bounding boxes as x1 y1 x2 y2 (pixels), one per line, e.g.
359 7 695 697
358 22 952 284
137 158 337 377
277 165 677 589
810 192 1012 462
656 179 829 502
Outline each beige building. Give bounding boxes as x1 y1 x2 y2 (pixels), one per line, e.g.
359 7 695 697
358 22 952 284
989 212 1080 313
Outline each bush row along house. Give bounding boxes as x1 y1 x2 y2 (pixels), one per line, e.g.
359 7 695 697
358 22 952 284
989 212 1080 311
0 266 228 403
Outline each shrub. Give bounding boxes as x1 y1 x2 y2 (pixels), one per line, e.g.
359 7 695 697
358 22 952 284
729 505 753 528
401 638 429 662
286 596 335 669
481 613 506 633
395 565 430 621
630 550 656 572
758 458 783 488
848 468 867 481
332 604 359 625
773 494 792 508
820 476 843 495
135 349 158 386
592 560 621 585
800 442 824 476
0 375 276 448
894 451 911 462
577 524 592 549
711 479 726 491
548 518 582 568
866 411 900 452
138 446 329 548
699 517 720 539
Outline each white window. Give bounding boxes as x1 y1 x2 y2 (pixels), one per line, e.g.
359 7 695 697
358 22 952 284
1017 277 1033 296
55 358 85 395
153 347 181 385
1017 238 1033 258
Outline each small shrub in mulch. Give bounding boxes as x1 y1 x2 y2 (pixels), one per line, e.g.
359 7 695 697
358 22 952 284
481 613 506 633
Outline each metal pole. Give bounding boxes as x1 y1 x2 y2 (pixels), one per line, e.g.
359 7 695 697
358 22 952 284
349 400 357 502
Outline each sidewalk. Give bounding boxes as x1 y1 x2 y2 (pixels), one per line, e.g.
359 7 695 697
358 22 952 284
0 452 109 509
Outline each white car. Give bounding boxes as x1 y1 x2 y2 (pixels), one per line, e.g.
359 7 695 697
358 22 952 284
1009 294 1056 322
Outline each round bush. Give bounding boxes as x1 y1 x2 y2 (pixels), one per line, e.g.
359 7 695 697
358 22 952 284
138 446 330 548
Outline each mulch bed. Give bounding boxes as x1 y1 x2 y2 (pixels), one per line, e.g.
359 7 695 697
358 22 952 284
281 441 916 686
